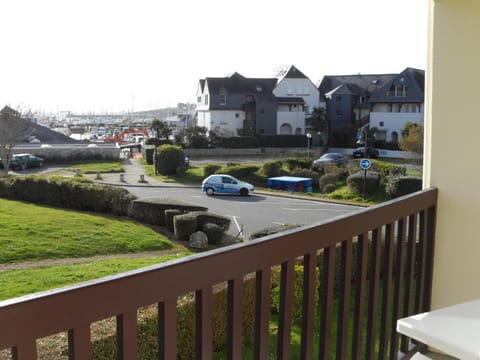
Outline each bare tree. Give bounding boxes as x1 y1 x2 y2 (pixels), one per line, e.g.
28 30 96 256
0 106 32 175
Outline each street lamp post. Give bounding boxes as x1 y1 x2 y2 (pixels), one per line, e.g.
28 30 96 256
317 131 322 153
306 133 312 159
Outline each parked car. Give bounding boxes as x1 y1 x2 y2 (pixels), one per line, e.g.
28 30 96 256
201 174 254 196
10 153 44 170
313 153 346 166
352 147 379 159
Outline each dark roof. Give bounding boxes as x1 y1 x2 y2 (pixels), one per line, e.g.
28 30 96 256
1 105 75 143
318 73 397 99
274 64 309 80
204 72 278 95
368 67 425 103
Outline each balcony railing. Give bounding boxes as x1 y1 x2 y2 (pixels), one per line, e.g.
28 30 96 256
0 188 438 359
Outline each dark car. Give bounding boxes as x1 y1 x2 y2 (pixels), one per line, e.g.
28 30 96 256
313 152 346 166
10 153 45 170
352 147 379 159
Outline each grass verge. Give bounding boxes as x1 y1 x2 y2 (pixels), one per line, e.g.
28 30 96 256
0 198 174 264
0 253 191 301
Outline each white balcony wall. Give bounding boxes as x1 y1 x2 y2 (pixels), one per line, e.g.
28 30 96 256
208 110 245 135
370 112 424 141
277 109 305 134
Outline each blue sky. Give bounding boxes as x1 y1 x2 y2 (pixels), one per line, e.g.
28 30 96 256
0 0 428 114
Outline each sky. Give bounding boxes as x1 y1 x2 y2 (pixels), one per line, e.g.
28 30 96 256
0 0 428 115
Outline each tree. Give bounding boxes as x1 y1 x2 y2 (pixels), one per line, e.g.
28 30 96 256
399 124 424 155
0 106 32 176
306 107 329 144
150 118 171 140
180 126 208 147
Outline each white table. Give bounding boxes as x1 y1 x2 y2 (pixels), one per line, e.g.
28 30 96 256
397 299 480 360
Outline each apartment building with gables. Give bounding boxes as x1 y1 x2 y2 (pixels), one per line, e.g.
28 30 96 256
195 65 319 136
318 67 424 144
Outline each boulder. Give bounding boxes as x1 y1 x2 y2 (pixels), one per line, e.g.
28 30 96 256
189 231 208 249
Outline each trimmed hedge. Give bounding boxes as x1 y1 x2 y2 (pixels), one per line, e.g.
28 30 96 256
203 164 222 177
173 211 230 242
155 144 185 175
0 176 135 216
165 209 185 232
130 198 207 226
347 171 381 196
202 223 224 244
385 176 423 199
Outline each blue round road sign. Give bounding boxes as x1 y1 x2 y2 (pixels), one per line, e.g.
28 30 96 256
360 159 371 170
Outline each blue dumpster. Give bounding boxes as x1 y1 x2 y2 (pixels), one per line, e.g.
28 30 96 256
267 176 313 193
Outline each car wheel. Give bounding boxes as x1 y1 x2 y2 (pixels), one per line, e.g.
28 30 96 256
206 188 214 196
239 188 249 196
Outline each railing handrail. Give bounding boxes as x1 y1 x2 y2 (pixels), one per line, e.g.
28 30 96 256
0 188 438 359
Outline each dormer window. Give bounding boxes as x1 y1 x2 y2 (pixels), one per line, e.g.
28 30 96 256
220 94 226 105
388 84 407 97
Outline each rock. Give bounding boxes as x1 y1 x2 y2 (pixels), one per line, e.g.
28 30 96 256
189 231 208 249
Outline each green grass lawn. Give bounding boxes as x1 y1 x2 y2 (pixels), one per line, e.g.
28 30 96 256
67 160 125 174
0 253 190 301
0 198 177 264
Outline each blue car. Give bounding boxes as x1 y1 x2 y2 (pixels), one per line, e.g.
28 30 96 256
201 174 254 196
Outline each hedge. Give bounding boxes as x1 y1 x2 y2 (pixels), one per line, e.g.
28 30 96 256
385 176 423 199
131 197 207 226
0 176 135 216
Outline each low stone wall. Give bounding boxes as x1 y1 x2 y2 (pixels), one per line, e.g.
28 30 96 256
13 143 121 161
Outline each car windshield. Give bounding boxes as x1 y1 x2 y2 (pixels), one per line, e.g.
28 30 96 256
322 153 340 159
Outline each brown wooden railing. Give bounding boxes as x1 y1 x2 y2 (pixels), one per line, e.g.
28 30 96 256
0 188 437 359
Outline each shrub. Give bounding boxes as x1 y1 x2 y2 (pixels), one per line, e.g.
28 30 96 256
188 211 231 231
174 213 198 241
370 161 406 177
291 168 320 188
385 176 422 199
249 223 302 240
262 160 283 178
318 172 338 192
204 164 222 177
323 183 337 193
347 171 381 196
221 164 259 178
165 209 185 232
285 157 312 171
0 176 135 216
155 144 185 175
271 265 319 325
202 223 224 244
130 198 207 226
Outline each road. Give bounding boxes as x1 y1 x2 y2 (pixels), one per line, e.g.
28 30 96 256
126 185 362 240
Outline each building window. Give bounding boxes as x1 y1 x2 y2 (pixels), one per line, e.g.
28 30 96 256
336 110 343 117
220 95 226 105
287 86 294 95
337 96 342 102
305 105 309 114
205 94 209 105
379 121 384 127
197 96 201 103
235 113 239 118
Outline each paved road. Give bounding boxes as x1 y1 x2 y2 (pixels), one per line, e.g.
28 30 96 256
126 185 362 240
84 158 362 240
